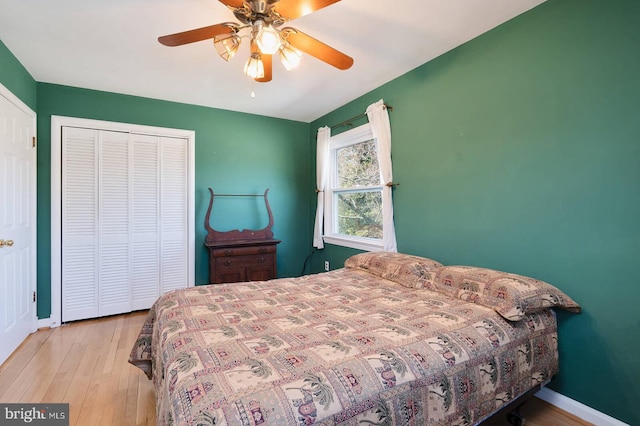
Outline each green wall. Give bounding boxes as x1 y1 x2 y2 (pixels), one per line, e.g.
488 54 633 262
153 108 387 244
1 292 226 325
310 0 640 423
1 37 313 351
36 83 312 318
0 40 36 110
3 0 639 421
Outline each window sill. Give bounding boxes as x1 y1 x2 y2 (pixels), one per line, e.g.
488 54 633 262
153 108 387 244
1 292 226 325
323 235 384 252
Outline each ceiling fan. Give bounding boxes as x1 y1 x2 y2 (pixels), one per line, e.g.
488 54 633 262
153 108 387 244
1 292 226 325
158 0 354 83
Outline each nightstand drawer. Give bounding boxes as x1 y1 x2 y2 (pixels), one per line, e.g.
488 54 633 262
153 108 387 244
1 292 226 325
205 239 280 284
215 253 274 269
212 245 276 258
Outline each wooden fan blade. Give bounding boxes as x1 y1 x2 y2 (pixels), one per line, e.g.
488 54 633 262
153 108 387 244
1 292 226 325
217 0 244 8
251 42 272 83
272 0 341 20
158 23 235 46
282 27 353 70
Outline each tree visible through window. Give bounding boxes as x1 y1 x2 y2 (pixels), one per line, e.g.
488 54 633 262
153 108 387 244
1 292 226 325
334 138 383 239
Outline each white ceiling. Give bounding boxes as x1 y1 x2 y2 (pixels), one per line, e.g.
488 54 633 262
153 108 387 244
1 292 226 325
0 0 545 122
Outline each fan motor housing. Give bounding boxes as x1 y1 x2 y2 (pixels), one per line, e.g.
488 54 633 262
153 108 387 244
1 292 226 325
234 1 285 27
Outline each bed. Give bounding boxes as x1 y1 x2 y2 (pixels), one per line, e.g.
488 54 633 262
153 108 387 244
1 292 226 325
129 252 580 425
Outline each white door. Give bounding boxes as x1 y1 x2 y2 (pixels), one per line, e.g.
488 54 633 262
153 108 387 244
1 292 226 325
61 127 190 322
61 128 135 322
61 127 99 322
51 116 195 326
130 134 189 310
0 85 37 366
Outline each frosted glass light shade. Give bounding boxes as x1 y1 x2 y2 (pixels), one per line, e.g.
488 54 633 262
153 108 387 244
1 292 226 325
256 25 281 54
244 53 265 79
214 34 240 61
280 44 302 71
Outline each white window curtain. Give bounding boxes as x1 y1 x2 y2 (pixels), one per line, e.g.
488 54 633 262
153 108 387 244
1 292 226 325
366 100 398 252
313 126 331 248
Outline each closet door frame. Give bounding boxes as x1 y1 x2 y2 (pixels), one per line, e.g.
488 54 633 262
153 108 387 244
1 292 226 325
50 116 195 327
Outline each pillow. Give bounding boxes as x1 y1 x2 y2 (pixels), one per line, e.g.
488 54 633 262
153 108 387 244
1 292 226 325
344 252 443 289
430 266 581 321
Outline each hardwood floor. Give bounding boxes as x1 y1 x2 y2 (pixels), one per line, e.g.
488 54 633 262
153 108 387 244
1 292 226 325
483 397 591 426
0 311 154 426
0 312 591 426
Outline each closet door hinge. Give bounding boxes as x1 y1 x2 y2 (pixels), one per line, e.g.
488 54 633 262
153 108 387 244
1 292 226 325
32 137 36 148
33 291 36 302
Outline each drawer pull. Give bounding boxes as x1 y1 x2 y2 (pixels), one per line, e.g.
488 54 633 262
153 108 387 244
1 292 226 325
224 260 233 266
224 249 233 256
258 257 266 263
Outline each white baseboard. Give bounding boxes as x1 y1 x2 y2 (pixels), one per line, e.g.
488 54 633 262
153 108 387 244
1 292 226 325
536 387 629 426
37 317 52 329
37 316 62 329
49 313 61 328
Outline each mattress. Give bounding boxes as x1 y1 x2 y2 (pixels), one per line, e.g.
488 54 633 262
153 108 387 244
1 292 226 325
129 264 562 425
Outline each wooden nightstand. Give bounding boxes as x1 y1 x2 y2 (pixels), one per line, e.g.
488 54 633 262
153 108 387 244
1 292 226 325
204 188 280 284
206 238 280 284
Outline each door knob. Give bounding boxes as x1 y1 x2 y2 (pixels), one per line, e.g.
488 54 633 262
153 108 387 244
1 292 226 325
0 240 3 248
5 240 13 247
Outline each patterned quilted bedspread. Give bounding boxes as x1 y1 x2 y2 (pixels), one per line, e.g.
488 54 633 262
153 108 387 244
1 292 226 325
129 268 559 425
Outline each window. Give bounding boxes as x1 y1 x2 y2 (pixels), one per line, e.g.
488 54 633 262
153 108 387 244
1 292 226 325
314 100 396 252
323 124 385 251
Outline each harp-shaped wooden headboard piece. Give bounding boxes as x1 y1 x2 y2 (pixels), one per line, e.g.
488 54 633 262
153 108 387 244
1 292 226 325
204 188 275 244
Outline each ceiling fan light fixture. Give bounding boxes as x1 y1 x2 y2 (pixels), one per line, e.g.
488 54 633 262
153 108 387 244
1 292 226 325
255 20 281 55
213 33 241 61
158 1 354 81
279 44 302 71
244 53 265 79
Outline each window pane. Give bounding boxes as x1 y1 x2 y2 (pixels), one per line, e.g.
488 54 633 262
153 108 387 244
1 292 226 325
336 191 383 238
337 140 380 188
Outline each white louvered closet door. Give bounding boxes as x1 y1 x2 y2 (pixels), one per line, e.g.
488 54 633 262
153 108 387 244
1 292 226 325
99 130 132 317
130 135 189 309
131 134 160 310
62 127 100 322
160 136 189 294
62 128 189 322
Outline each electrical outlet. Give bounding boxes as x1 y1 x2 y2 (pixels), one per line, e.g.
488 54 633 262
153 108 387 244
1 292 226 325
324 261 330 271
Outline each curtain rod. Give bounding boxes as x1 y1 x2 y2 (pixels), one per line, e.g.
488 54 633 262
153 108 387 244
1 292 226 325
329 104 393 130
